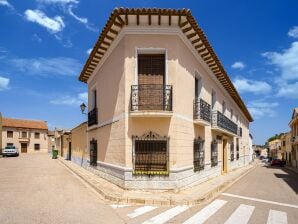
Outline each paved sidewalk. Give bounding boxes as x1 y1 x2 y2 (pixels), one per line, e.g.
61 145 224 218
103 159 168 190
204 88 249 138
58 158 256 206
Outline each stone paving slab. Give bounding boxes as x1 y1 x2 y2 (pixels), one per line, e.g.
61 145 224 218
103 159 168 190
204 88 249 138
58 157 256 206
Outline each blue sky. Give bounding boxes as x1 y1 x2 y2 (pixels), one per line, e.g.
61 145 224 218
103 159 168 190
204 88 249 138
0 0 297 144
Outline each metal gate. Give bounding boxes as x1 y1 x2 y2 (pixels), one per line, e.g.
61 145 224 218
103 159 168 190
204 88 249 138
90 138 97 166
211 140 218 167
194 137 205 171
132 131 169 175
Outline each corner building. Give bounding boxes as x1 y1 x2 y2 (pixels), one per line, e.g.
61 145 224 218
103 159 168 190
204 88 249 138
78 8 253 190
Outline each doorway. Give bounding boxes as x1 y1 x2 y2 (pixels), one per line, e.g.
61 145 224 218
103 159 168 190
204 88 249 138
138 54 165 110
68 142 72 161
21 143 27 153
222 139 228 174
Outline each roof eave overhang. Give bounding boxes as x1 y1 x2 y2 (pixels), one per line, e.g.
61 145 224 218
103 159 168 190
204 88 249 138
78 8 253 122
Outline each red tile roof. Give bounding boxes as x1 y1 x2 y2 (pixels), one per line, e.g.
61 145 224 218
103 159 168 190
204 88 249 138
2 117 48 130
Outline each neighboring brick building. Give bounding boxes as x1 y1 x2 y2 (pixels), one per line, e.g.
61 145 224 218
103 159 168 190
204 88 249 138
1 117 48 153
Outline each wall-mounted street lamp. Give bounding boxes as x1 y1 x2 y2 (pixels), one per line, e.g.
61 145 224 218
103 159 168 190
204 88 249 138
80 103 87 114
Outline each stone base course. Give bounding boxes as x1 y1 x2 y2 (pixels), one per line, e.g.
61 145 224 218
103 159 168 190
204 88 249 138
58 157 257 206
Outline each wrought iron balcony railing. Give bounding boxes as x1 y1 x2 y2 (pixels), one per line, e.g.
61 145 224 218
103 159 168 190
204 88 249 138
193 98 211 123
131 84 172 112
211 111 238 135
88 107 98 126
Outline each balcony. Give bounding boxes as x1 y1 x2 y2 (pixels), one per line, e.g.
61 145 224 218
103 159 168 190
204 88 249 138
211 111 238 136
88 108 98 126
130 84 173 117
193 98 211 126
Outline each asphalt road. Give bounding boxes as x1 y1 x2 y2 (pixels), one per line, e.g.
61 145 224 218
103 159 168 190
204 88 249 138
1 154 298 224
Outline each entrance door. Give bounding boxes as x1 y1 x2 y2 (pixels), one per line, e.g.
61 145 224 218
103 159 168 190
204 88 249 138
222 139 228 174
21 143 27 153
68 142 72 161
138 54 165 110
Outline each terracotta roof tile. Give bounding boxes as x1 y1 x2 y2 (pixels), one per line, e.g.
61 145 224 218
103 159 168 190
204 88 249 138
2 117 48 130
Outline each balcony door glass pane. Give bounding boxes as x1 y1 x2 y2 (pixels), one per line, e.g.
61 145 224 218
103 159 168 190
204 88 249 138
138 54 165 110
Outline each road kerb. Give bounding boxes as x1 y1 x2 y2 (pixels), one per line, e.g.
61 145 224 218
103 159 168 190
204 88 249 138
58 157 257 206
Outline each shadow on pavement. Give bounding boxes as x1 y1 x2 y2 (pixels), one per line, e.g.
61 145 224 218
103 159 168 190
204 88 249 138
265 165 298 194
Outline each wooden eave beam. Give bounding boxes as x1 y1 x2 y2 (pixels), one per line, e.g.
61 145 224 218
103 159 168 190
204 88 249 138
187 33 197 39
180 20 188 28
183 26 192 33
109 28 118 35
192 39 201 44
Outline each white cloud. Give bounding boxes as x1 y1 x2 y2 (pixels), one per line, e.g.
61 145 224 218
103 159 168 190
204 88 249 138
32 34 42 42
262 42 298 80
231 61 246 70
288 26 298 38
9 57 81 77
86 48 92 55
0 76 10 91
233 77 272 95
36 0 79 4
24 9 65 33
248 100 279 119
276 82 298 99
50 92 87 106
67 5 87 24
0 0 12 8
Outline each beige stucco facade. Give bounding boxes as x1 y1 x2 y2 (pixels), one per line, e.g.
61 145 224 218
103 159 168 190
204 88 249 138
0 113 2 154
268 139 282 160
70 122 87 166
290 108 298 167
1 117 48 153
81 10 252 190
54 129 71 159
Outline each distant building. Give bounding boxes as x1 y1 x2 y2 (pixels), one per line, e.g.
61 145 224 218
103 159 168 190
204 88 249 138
54 129 71 159
268 139 282 159
289 108 298 167
47 130 55 152
1 117 48 153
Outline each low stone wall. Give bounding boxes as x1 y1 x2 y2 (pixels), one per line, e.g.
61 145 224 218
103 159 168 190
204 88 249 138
83 158 248 190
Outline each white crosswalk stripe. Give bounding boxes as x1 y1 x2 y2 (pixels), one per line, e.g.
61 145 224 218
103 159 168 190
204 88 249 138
267 209 287 224
142 205 189 224
110 204 130 208
183 199 227 224
224 204 255 224
127 206 157 218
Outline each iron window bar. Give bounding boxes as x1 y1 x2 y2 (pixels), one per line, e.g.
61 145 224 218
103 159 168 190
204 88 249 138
89 138 97 166
236 144 240 160
230 142 235 161
211 140 218 167
132 131 169 175
194 137 205 171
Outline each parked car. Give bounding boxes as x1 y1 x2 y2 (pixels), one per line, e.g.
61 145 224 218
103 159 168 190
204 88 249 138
2 146 19 157
270 159 283 167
